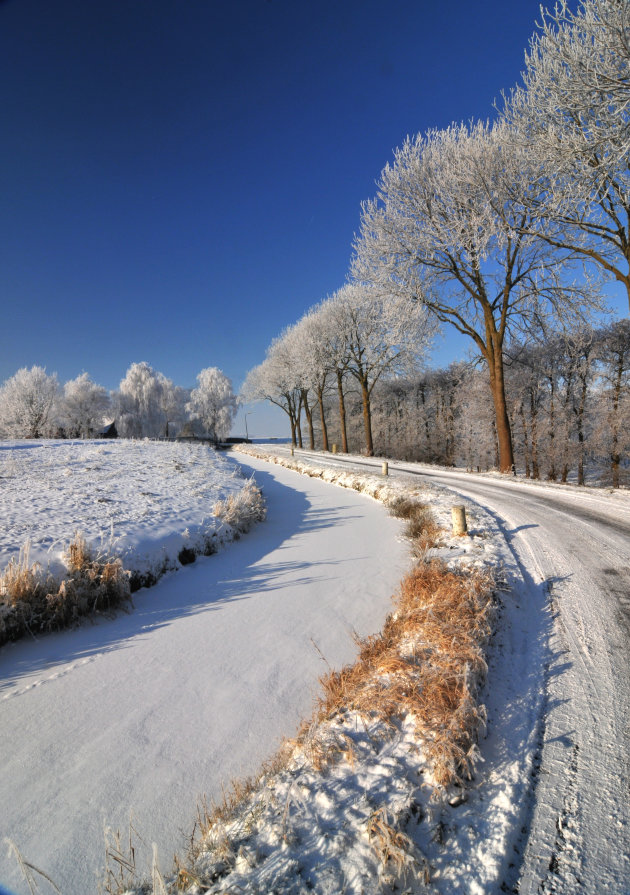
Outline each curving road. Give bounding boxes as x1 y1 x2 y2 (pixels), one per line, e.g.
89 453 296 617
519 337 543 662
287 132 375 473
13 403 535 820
0 454 409 894
275 447 630 893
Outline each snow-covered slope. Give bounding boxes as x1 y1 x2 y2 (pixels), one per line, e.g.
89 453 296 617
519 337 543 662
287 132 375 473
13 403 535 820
0 440 247 580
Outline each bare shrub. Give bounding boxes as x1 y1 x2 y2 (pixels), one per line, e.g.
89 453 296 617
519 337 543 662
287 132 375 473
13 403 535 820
0 533 130 646
213 479 266 533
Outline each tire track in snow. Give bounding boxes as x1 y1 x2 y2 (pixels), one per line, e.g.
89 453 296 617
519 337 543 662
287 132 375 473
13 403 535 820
278 450 630 893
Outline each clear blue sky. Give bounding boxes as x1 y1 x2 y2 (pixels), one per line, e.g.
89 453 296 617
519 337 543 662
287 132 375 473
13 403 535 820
1 0 622 437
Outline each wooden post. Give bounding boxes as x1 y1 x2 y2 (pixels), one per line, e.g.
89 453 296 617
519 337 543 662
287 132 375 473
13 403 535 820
382 461 389 476
290 447 295 457
451 505 467 536
332 443 338 454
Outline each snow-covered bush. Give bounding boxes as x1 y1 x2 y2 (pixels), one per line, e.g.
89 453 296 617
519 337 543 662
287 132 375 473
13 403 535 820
213 478 266 533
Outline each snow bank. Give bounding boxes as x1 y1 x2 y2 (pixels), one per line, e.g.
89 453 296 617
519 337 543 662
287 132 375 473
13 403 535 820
0 439 260 583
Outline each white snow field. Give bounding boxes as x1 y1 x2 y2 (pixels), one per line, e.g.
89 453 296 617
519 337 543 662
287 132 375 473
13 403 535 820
0 451 410 894
0 439 251 583
251 446 630 895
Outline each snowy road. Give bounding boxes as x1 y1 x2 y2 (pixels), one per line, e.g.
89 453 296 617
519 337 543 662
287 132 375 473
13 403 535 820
0 455 409 894
279 448 630 893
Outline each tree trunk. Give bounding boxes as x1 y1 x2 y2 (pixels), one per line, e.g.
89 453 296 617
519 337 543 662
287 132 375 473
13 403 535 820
610 354 623 488
336 369 349 453
529 388 540 479
318 388 329 452
487 352 514 473
360 378 374 456
575 373 588 487
301 390 315 450
518 403 531 478
547 376 557 481
560 371 573 484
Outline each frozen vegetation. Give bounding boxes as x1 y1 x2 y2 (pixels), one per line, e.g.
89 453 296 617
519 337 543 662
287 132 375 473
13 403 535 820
0 440 265 643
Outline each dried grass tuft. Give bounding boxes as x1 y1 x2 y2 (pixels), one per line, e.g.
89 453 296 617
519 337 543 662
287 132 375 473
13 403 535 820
213 479 266 533
0 533 131 647
366 806 419 881
296 561 494 788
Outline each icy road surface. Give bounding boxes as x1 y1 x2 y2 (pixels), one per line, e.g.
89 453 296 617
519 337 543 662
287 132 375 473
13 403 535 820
0 454 408 894
280 447 630 894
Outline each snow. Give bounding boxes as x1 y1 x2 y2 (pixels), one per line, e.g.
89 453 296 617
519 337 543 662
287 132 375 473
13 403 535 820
0 450 409 894
0 440 248 582
2 442 628 893
228 445 630 895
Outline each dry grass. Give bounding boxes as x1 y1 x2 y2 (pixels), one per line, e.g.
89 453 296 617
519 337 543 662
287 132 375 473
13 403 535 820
213 479 266 533
367 805 427 885
294 560 493 788
6 839 63 895
0 532 131 647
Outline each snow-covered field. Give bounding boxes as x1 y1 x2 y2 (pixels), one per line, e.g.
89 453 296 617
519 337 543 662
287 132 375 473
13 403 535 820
0 439 250 583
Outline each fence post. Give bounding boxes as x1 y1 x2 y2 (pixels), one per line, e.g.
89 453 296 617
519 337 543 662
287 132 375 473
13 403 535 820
451 505 467 536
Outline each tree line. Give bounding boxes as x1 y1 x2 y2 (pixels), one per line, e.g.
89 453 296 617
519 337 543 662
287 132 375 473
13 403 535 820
244 0 630 482
0 362 237 442
327 320 629 487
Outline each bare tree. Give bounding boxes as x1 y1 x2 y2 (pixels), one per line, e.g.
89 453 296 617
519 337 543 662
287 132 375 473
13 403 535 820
354 120 598 472
241 330 304 447
326 283 432 456
291 308 334 451
505 0 630 309
597 319 630 487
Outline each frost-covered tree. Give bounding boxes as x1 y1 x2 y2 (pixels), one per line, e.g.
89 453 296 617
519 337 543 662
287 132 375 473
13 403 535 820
61 372 111 438
326 283 433 456
308 297 354 453
158 377 189 438
354 120 599 472
242 331 304 447
505 0 630 309
0 366 59 438
116 362 166 438
186 367 237 441
596 319 630 487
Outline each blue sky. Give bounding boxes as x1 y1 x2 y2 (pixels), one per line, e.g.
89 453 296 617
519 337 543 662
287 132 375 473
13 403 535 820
1 0 623 437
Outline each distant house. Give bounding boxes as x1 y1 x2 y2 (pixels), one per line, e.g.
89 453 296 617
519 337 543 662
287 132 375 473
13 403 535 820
97 421 118 439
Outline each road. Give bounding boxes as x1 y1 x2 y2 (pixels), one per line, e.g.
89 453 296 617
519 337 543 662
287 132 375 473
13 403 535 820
0 454 409 894
272 447 630 894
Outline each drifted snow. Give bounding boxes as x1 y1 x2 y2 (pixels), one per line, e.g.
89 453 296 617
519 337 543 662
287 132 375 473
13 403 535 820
0 451 409 894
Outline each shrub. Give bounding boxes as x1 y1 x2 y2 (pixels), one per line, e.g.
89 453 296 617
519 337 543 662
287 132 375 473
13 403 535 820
213 479 266 533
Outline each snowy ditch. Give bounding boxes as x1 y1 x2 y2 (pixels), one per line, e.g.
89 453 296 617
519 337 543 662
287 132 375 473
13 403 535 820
0 440 265 645
103 444 540 895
